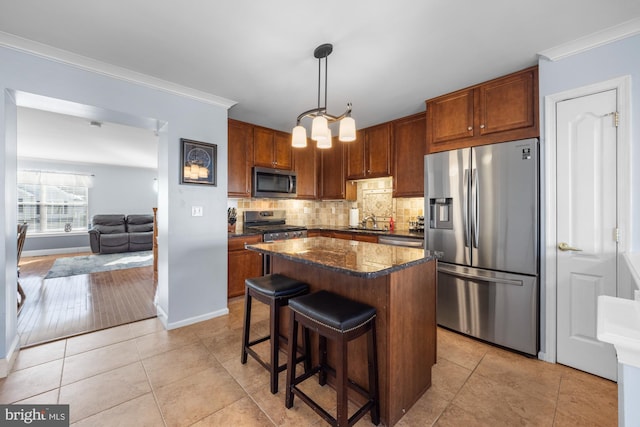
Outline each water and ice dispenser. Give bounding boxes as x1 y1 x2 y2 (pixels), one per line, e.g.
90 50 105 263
429 198 453 229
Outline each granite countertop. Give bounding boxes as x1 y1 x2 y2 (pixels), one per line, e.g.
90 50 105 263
246 236 438 279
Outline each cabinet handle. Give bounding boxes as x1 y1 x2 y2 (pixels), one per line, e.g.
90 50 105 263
467 126 472 131
480 124 485 129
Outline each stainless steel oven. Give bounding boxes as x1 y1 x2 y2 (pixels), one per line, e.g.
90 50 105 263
244 210 307 272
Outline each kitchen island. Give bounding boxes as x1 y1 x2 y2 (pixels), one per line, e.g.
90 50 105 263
245 237 438 426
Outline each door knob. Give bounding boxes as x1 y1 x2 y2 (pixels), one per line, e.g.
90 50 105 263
558 242 582 252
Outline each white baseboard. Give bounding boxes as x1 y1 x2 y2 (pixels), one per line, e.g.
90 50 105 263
0 335 21 378
165 307 230 330
22 246 91 257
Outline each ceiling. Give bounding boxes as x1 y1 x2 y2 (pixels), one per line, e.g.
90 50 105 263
2 1 640 167
17 107 159 169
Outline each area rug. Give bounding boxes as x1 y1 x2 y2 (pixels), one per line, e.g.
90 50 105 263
44 250 153 279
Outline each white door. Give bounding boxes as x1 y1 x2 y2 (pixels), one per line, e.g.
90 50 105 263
556 89 618 381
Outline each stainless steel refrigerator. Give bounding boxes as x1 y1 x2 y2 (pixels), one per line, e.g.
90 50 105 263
424 138 539 355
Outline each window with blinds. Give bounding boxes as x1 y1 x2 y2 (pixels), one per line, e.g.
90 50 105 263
17 170 91 234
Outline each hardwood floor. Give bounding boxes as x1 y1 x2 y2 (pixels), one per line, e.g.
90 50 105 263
17 253 157 348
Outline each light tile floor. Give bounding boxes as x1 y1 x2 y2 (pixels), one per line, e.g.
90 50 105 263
1 298 617 426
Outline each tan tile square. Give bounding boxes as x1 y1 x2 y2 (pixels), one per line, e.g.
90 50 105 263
14 389 59 405
59 362 151 423
142 342 220 389
474 347 563 401
430 357 472 400
65 324 134 356
155 365 246 427
135 328 200 359
452 372 556 425
0 359 63 403
192 396 274 426
434 403 497 427
72 393 164 427
222 354 271 393
62 339 140 385
555 368 617 427
250 378 325 427
127 317 164 338
13 340 66 372
437 328 490 370
203 327 244 364
394 389 449 426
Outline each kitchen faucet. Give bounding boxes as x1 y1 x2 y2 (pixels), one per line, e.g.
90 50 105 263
361 213 378 229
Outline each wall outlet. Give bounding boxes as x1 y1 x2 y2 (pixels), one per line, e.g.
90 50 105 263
303 207 310 214
635 290 640 302
191 206 203 217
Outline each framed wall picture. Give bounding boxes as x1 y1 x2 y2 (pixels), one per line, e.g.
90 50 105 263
180 138 217 186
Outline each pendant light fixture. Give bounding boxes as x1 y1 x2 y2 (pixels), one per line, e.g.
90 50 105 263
292 43 356 148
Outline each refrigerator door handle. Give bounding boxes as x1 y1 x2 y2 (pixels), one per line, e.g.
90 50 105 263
438 264 524 287
471 168 479 248
463 169 470 248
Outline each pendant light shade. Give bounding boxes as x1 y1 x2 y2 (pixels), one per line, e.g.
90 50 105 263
292 125 307 148
317 128 332 149
339 116 356 142
311 115 329 141
292 43 355 148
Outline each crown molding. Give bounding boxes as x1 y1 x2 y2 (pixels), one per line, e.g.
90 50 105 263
538 17 640 61
0 31 237 109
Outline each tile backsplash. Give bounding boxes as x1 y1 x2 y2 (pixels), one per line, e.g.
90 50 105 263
229 177 424 231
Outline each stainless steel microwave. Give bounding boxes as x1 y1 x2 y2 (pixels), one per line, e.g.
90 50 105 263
252 167 297 198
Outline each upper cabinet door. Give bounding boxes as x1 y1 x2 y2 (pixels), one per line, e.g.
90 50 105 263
293 141 319 199
477 67 536 136
393 113 426 197
346 130 366 179
227 119 253 198
273 130 293 170
253 126 276 168
366 122 392 177
427 89 475 146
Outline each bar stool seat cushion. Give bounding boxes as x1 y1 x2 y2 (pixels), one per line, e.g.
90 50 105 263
245 274 309 298
289 290 376 332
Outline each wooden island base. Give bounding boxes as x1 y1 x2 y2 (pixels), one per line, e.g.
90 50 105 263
271 255 437 426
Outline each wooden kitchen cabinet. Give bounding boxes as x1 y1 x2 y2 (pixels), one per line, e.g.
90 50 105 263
319 137 356 200
347 122 392 179
228 234 263 298
426 66 538 153
253 126 293 170
293 141 319 199
228 119 253 198
392 112 426 197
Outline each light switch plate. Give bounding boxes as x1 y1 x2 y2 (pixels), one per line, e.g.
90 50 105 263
192 206 203 217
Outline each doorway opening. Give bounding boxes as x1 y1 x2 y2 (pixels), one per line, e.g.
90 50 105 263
14 92 161 347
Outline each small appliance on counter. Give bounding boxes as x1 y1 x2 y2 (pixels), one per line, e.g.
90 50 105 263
349 208 360 228
409 216 425 232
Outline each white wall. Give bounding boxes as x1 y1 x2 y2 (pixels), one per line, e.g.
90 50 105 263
0 45 232 364
18 158 158 254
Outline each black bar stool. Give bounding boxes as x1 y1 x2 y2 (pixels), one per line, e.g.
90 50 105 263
241 274 310 394
285 290 380 427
